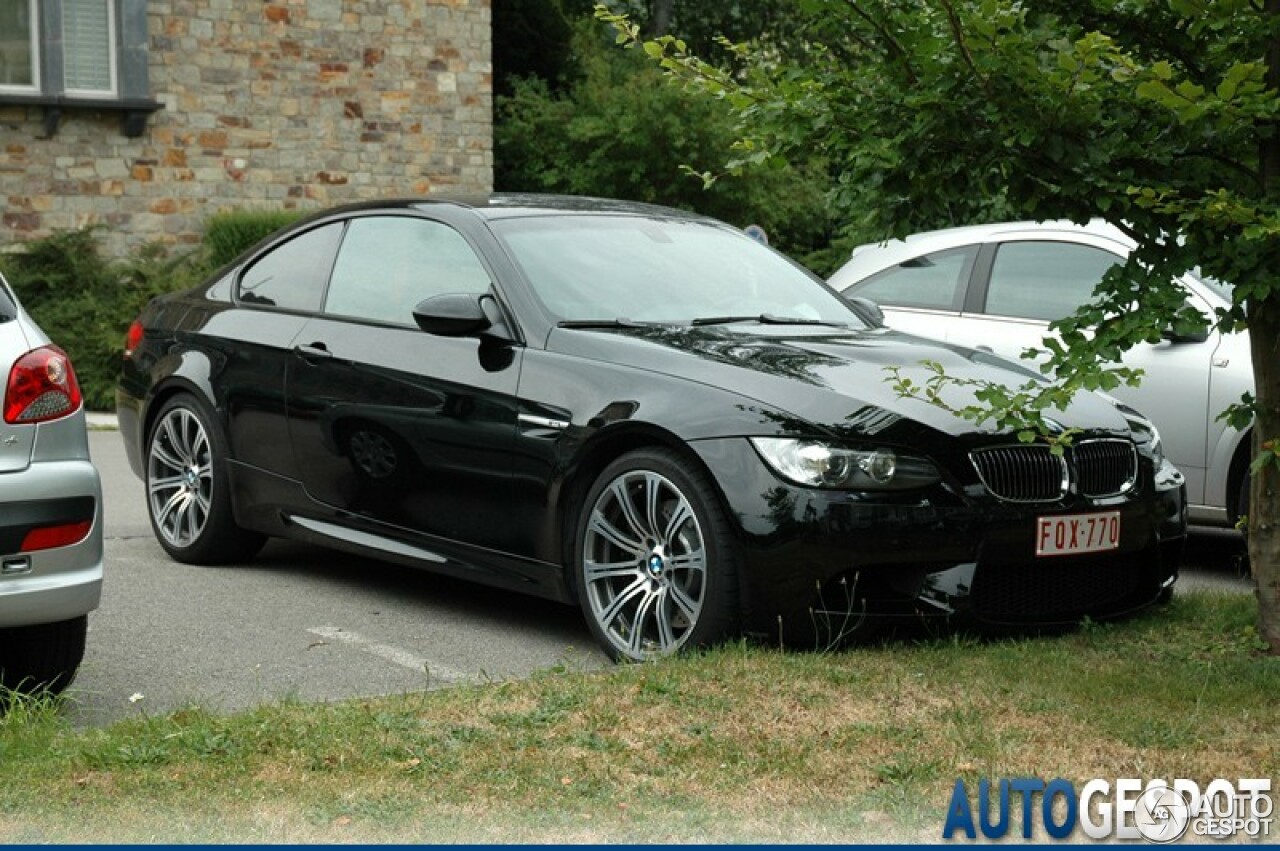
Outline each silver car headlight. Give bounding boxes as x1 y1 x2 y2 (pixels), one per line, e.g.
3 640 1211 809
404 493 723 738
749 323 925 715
750 437 941 490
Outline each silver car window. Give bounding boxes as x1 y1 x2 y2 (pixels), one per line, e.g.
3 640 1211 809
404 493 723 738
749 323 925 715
984 241 1122 322
844 246 976 311
0 275 15 322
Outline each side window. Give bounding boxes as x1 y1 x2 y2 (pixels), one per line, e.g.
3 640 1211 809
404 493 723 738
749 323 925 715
0 275 16 323
324 217 492 326
843 246 976 311
237 222 344 312
984 241 1122 322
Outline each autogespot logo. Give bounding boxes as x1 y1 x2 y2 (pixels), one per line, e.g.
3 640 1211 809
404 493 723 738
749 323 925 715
942 777 1273 842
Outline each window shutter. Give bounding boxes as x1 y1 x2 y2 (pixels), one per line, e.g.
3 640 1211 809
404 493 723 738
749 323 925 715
62 0 114 94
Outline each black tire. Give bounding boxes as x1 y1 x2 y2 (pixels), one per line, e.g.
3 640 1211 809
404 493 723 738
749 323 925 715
573 448 740 661
0 615 87 695
1235 474 1253 575
1235 474 1250 532
145 393 266 565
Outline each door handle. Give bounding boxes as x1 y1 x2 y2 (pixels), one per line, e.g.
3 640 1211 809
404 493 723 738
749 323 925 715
293 342 332 362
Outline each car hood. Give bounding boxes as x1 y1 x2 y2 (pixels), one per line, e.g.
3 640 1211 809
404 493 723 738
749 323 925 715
547 324 1132 444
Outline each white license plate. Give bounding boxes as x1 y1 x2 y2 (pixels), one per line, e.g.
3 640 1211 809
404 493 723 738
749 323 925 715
1036 511 1121 557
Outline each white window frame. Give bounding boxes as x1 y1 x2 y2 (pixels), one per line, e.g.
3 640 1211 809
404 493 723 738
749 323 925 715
0 0 40 95
61 0 117 98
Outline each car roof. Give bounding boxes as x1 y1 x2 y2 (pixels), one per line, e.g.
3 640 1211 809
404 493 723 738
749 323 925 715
831 219 1136 285
284 194 715 225
473 193 712 221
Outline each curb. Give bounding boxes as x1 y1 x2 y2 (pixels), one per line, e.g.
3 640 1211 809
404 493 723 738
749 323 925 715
86 411 119 429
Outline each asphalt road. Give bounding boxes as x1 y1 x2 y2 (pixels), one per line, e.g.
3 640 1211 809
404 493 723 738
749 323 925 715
68 429 1253 727
72 428 608 727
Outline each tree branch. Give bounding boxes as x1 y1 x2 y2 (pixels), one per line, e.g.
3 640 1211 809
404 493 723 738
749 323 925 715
1178 149 1264 187
841 0 920 85
937 0 986 86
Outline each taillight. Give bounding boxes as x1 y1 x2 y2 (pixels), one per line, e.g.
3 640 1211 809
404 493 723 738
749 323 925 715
4 345 83 424
124 319 144 358
21 520 93 551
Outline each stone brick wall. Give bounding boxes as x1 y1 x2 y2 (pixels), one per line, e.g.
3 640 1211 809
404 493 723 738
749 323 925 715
0 0 492 259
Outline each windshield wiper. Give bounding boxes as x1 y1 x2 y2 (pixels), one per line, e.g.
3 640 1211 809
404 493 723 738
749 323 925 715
557 318 654 329
691 313 849 328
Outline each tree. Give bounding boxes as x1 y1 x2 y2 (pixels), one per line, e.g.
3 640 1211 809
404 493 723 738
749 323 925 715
493 0 595 97
495 15 841 270
600 0 1280 653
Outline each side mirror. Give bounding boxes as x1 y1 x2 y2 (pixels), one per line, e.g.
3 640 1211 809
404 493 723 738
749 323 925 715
1161 303 1211 344
413 293 516 342
413 293 492 337
1161 326 1210 344
846 295 886 327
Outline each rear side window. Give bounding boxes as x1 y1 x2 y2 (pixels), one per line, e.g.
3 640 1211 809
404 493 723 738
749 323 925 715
324 217 491 325
0 277 15 323
843 246 976 311
984 241 1122 322
237 222 345 312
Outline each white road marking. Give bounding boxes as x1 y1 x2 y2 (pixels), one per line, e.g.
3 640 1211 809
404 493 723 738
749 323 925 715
307 626 471 684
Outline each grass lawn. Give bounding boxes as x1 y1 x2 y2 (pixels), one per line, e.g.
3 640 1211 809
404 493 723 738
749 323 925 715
0 590 1275 843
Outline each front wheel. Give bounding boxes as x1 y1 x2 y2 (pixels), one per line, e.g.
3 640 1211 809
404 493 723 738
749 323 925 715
146 394 266 564
573 448 740 661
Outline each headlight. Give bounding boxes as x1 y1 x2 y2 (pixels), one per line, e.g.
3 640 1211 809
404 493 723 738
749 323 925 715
750 437 941 490
1128 417 1165 465
1100 395 1166 466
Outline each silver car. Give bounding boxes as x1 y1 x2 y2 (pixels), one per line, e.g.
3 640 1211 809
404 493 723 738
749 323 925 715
0 271 103 693
830 220 1250 529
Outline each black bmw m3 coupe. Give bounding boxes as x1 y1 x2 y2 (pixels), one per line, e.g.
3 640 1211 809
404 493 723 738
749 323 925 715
117 196 1187 660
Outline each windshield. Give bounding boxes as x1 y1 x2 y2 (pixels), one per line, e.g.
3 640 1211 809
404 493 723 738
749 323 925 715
491 215 866 328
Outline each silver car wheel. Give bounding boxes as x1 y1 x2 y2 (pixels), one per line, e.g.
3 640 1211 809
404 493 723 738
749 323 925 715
582 469 706 660
147 406 213 549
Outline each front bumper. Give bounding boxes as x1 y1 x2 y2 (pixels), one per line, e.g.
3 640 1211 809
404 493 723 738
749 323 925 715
691 438 1186 646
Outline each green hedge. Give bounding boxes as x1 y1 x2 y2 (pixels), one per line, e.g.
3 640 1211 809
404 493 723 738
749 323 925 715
0 210 302 411
202 210 303 269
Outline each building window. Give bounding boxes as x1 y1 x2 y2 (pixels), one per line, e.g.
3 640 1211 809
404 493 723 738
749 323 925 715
62 0 117 97
0 0 39 93
0 0 156 136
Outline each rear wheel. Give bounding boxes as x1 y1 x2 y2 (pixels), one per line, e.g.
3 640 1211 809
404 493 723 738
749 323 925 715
573 449 740 661
146 394 265 564
0 616 87 695
1235 474 1250 531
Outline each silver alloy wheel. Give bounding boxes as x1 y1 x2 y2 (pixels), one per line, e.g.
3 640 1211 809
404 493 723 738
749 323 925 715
147 406 213 549
582 469 707 659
